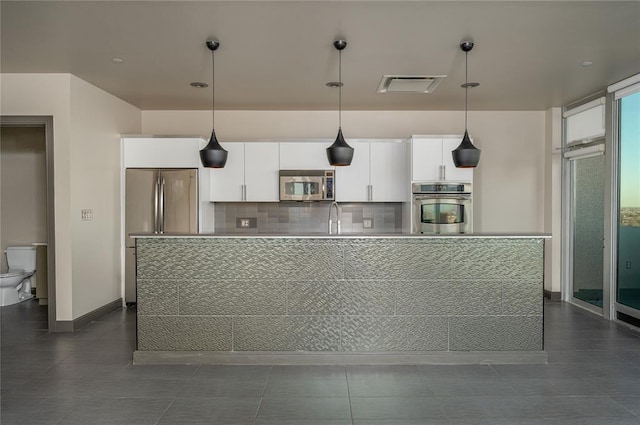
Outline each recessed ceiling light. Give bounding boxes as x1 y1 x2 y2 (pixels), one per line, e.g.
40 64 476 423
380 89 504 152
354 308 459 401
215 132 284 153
190 82 208 88
112 57 124 63
581 61 593 67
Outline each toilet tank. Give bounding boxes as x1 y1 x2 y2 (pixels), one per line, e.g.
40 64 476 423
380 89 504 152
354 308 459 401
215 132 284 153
6 246 37 272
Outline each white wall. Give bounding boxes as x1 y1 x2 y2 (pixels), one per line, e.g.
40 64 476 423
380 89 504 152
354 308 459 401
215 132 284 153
0 73 142 322
143 110 547 233
69 76 141 318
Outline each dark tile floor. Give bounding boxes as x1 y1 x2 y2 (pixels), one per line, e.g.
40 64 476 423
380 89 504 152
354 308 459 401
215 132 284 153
2 300 640 424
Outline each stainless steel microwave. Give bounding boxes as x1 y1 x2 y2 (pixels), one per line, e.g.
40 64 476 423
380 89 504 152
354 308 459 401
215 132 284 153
279 170 335 201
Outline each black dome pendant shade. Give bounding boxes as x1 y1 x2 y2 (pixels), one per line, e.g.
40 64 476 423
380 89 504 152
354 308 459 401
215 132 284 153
327 40 354 167
199 40 228 168
452 41 481 168
453 130 481 168
200 129 228 168
327 128 353 166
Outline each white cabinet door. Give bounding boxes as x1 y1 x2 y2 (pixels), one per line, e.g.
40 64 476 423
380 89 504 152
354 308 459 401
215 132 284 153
370 142 408 202
280 142 334 170
441 138 474 182
244 143 280 202
335 141 370 202
209 143 245 201
123 138 202 168
411 138 442 181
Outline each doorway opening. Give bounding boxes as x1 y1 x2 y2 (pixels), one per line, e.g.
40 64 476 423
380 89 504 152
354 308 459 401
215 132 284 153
0 116 56 332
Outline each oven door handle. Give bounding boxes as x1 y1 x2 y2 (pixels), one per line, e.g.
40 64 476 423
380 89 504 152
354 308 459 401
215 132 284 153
413 195 471 201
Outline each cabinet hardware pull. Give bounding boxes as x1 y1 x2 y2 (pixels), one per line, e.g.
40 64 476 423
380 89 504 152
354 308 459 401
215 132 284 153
159 176 165 234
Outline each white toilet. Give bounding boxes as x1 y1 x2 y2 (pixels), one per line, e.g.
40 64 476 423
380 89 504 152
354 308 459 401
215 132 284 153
0 246 37 307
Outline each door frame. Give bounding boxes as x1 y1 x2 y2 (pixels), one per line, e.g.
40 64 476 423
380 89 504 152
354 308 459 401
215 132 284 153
605 92 619 321
561 93 612 319
0 115 56 332
610 89 640 323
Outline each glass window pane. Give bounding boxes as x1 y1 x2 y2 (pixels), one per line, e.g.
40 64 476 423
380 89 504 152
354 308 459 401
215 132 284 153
573 154 605 307
617 91 640 309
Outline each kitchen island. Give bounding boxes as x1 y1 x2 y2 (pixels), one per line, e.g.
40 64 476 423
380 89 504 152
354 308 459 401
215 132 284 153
132 234 549 365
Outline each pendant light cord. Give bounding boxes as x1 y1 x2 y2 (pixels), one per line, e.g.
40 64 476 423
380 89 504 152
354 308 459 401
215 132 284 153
464 50 468 130
212 49 215 128
338 49 342 129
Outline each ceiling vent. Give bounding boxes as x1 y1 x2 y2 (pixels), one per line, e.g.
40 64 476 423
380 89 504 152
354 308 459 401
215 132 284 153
377 75 446 94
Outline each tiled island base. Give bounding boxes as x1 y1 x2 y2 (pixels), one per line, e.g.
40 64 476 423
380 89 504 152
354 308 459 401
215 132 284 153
133 235 547 365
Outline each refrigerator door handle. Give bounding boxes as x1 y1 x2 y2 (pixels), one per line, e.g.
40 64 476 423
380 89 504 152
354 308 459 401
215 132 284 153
159 176 166 233
153 173 160 234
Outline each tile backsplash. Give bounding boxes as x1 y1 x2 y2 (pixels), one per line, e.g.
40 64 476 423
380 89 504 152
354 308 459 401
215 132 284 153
214 202 403 234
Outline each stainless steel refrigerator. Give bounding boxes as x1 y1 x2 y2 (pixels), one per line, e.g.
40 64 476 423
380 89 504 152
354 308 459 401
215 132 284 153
125 168 198 304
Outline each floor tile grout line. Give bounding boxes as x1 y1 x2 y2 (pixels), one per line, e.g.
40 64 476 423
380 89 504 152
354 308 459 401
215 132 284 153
252 397 264 425
603 393 640 419
152 397 176 425
344 365 355 425
253 364 274 423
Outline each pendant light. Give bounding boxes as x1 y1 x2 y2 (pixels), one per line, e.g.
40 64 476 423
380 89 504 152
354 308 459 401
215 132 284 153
452 41 481 168
199 40 228 168
326 39 354 167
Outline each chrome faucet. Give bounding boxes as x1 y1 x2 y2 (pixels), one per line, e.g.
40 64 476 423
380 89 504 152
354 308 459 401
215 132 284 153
328 201 341 235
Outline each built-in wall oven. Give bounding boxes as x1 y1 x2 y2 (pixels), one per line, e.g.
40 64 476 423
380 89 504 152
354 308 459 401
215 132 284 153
412 182 472 234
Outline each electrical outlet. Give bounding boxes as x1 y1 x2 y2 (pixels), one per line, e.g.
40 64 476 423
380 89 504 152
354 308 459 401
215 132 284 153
81 209 93 221
627 261 632 269
236 217 256 229
363 218 373 229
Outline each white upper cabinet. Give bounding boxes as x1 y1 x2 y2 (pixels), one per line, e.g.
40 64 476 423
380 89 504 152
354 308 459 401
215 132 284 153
279 141 334 170
336 140 408 202
209 142 280 202
335 141 370 202
244 143 280 202
411 136 473 182
209 143 246 202
122 137 202 168
370 141 408 202
411 137 442 181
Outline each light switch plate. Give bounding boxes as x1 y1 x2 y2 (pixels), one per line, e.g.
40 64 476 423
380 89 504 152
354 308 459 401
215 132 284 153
81 209 93 221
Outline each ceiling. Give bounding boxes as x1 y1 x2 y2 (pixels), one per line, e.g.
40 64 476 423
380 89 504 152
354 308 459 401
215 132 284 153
2 1 639 111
